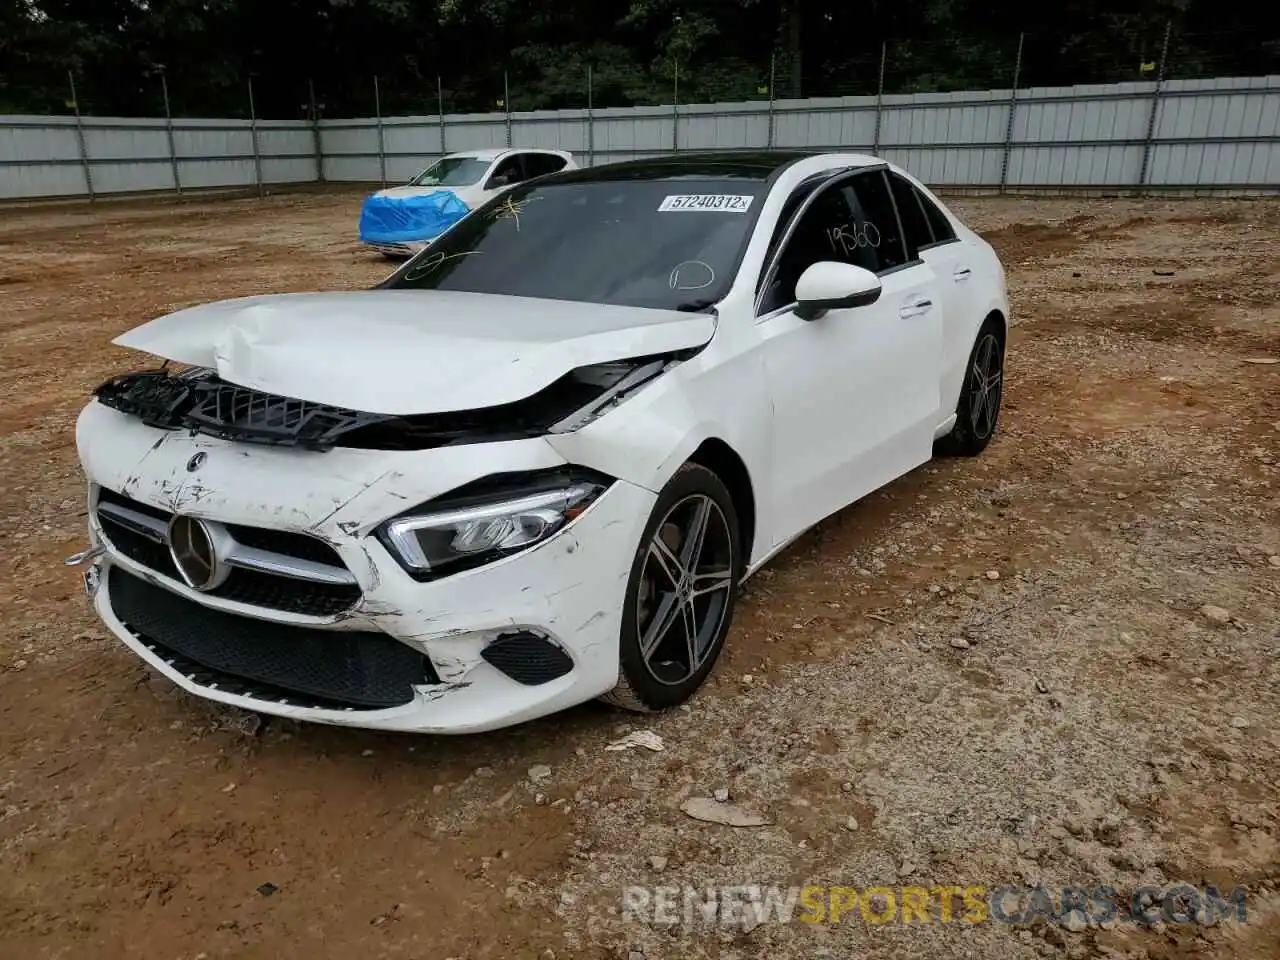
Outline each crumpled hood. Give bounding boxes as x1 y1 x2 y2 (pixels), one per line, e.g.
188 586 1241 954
112 290 715 416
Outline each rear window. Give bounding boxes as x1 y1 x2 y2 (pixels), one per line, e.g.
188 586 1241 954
384 177 769 312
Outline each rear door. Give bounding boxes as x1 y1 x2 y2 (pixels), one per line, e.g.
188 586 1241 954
887 171 981 424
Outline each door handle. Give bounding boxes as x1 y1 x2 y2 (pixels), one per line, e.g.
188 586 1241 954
953 266 972 281
899 299 933 318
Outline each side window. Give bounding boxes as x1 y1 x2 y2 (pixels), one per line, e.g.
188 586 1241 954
487 155 525 188
847 171 909 272
915 186 957 244
759 181 862 314
888 172 934 255
525 153 567 177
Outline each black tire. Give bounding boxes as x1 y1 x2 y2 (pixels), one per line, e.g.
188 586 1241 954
936 315 1005 457
603 462 743 713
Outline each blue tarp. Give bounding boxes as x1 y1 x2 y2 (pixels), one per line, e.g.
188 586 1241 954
358 190 471 244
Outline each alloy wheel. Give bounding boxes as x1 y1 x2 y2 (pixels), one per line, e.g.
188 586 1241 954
635 494 735 686
968 332 1003 440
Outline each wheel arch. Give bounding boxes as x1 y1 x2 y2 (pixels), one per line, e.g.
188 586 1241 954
686 438 757 573
985 307 1008 342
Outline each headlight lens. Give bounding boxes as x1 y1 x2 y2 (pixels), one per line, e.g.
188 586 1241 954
377 472 610 579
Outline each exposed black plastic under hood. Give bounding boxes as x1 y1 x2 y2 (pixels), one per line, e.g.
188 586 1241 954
93 352 692 452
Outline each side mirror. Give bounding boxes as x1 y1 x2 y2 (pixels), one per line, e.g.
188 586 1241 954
794 262 883 321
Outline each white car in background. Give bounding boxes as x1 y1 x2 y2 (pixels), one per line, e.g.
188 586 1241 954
359 148 577 257
70 151 1009 735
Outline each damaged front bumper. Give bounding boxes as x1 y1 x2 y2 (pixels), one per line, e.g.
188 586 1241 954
73 401 656 733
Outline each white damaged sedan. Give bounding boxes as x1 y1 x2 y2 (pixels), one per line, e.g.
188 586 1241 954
70 151 1009 734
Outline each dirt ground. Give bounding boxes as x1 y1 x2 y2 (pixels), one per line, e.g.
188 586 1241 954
0 187 1277 960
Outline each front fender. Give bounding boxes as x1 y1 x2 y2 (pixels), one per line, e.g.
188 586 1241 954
543 351 775 561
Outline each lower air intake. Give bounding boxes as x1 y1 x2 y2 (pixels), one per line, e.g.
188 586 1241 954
109 569 438 710
480 631 574 686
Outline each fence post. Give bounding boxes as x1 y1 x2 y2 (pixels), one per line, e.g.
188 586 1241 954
672 63 679 153
999 32 1025 195
586 66 595 167
1137 21 1172 198
159 68 182 195
437 76 447 156
504 72 513 148
374 75 386 187
67 71 95 202
248 77 264 197
873 41 887 154
766 53 776 148
308 77 324 182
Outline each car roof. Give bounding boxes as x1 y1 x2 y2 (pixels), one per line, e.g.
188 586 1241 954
544 151 881 185
446 148 572 161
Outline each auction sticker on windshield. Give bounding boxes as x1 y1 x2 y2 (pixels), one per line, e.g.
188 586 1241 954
658 195 755 213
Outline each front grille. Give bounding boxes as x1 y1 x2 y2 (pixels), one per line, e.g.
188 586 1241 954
94 371 391 451
110 568 438 710
222 523 349 566
184 379 386 450
95 487 360 617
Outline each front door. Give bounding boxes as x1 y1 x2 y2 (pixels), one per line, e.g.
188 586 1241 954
757 169 945 545
482 154 528 200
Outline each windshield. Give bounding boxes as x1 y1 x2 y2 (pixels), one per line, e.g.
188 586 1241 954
409 156 490 187
382 177 768 311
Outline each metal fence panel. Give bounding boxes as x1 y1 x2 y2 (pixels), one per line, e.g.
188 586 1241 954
677 102 770 152
592 108 674 163
2 75 1277 200
437 114 508 152
376 117 446 180
176 158 256 190
509 111 591 152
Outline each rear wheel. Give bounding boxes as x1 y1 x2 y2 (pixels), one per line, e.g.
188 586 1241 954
937 316 1005 457
603 463 742 713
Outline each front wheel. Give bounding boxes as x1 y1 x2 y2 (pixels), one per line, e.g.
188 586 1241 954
937 317 1005 457
603 463 742 713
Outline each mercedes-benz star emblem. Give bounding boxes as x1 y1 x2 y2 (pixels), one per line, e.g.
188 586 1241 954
186 452 207 473
167 515 230 592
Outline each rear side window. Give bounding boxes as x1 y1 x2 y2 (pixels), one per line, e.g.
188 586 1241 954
524 153 568 177
888 172 934 256
914 183 957 244
847 171 908 272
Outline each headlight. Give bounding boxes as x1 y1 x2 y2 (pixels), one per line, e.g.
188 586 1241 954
376 469 611 579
